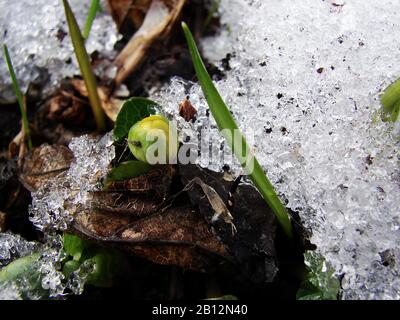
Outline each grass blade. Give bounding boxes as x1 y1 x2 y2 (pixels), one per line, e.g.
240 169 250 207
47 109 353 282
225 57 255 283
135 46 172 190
83 0 100 40
63 0 106 132
3 44 33 150
380 79 400 122
181 22 292 237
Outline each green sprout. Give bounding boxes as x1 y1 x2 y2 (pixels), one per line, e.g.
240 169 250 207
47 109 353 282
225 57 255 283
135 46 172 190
380 78 400 122
182 22 292 237
83 0 100 40
63 0 106 132
3 44 33 150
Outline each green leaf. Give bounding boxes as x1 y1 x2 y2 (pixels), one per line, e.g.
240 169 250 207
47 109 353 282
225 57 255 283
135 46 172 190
3 44 32 150
113 97 159 142
86 250 120 287
83 0 100 40
380 78 400 122
63 233 88 261
0 252 48 299
105 160 151 184
62 259 81 278
296 251 340 300
62 233 130 289
63 0 106 132
0 253 40 283
181 22 292 237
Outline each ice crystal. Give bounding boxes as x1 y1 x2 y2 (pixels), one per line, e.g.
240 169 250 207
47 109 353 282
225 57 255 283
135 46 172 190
0 233 64 299
0 0 119 102
0 232 102 299
29 132 115 232
0 233 39 267
153 0 400 299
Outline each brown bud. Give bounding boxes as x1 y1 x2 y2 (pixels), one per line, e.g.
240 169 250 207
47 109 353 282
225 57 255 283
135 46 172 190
179 96 197 122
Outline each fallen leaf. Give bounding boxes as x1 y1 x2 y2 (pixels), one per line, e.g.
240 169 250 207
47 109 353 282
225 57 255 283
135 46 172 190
107 0 152 31
179 96 197 122
179 164 279 285
113 0 186 87
0 211 6 232
73 205 230 272
19 144 74 192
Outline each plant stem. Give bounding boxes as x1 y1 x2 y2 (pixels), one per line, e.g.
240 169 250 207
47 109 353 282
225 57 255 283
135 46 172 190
3 44 33 150
83 0 100 40
63 0 106 132
182 22 292 237
380 78 400 122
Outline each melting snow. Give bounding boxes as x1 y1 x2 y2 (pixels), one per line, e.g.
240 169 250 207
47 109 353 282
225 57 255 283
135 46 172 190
0 0 118 102
153 0 400 299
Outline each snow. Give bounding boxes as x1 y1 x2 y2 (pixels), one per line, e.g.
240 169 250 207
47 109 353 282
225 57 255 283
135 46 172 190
153 0 400 299
0 0 119 102
29 132 115 232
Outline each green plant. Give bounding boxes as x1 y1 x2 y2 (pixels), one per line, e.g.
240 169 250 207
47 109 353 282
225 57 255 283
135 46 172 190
83 0 100 40
62 233 130 287
296 251 340 300
3 44 33 150
105 160 151 184
63 0 106 132
113 97 159 142
127 114 177 164
0 253 40 283
380 78 400 122
182 22 292 237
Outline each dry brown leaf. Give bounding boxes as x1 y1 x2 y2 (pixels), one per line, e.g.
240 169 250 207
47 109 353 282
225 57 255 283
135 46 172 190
106 165 175 199
179 164 279 285
107 0 152 31
73 205 230 272
19 144 73 192
179 97 197 122
113 0 186 87
92 192 158 217
70 78 123 122
0 211 6 232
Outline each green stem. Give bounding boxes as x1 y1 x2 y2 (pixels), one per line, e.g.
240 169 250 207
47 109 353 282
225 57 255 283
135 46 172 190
83 0 100 40
3 44 33 150
380 78 400 122
182 22 292 237
63 0 106 132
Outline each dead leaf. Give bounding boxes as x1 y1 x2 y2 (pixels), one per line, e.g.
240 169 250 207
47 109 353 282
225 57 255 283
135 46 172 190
113 0 186 87
73 205 230 272
47 92 87 124
70 78 123 122
105 165 175 199
0 211 6 232
179 96 197 122
179 164 279 285
107 0 152 31
19 144 74 192
91 191 158 216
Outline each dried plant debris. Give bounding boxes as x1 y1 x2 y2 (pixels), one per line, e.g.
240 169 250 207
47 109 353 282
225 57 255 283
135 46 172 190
19 144 74 192
28 133 115 232
73 205 229 272
107 0 152 31
68 78 125 122
73 163 230 272
105 165 175 199
0 211 6 232
112 0 186 87
179 96 197 122
179 164 279 285
23 132 279 282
